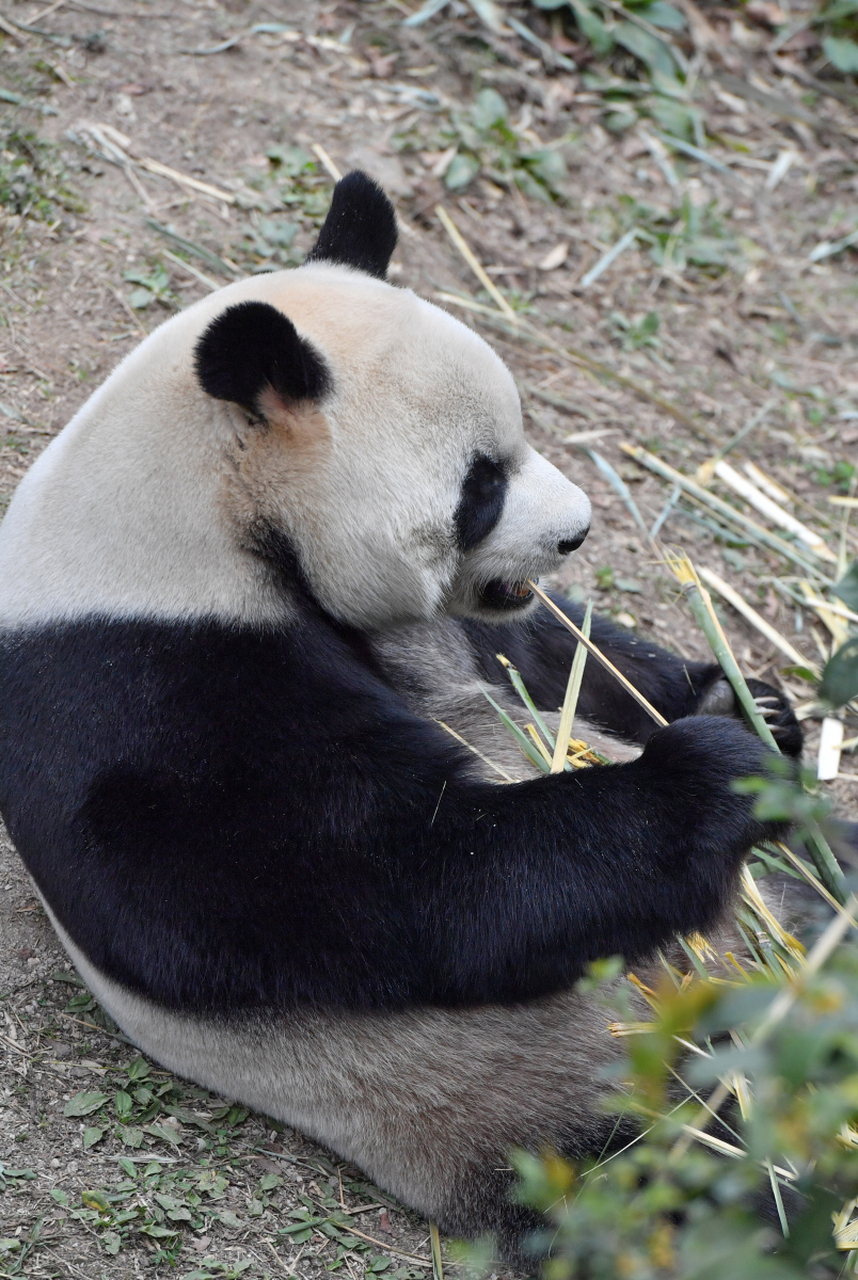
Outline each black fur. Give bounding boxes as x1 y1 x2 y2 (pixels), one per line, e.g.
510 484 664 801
306 170 398 279
454 455 508 551
463 594 804 756
0 604 789 1017
194 301 331 413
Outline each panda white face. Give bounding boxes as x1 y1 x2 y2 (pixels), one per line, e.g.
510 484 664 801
202 274 591 631
0 173 590 632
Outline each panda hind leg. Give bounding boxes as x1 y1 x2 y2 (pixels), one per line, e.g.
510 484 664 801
286 990 640 1263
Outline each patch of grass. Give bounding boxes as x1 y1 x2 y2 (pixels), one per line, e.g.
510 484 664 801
122 262 180 311
0 128 84 221
443 87 570 200
608 308 660 350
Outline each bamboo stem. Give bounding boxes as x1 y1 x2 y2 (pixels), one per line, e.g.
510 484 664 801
698 566 820 677
526 582 668 728
551 601 593 773
664 551 780 749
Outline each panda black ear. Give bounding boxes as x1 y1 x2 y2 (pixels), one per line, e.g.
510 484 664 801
194 301 331 414
306 170 397 279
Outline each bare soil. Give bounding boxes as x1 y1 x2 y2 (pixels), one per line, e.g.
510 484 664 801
0 1 857 1276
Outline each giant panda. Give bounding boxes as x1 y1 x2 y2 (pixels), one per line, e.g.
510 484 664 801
0 172 802 1260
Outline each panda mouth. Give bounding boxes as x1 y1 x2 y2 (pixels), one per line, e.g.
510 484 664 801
480 579 534 610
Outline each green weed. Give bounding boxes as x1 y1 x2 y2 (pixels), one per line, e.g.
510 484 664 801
441 87 570 201
122 262 179 310
0 129 84 221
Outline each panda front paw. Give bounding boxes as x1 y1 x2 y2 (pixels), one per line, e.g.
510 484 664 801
695 674 802 759
745 677 803 758
637 715 791 869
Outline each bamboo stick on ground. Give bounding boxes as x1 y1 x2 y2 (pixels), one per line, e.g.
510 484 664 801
435 206 517 322
622 443 833 579
714 461 837 563
800 579 850 648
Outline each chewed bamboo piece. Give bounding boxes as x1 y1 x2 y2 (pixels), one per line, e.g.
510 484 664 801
801 579 850 649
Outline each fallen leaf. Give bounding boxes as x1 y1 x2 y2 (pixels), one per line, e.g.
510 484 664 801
539 242 569 271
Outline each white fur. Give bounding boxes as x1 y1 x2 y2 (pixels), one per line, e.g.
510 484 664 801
0 265 590 630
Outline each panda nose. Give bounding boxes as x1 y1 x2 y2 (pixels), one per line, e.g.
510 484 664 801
557 526 589 556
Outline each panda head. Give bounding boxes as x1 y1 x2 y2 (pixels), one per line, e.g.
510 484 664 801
195 171 591 630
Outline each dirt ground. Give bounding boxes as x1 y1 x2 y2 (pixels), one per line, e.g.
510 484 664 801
1 0 857 1276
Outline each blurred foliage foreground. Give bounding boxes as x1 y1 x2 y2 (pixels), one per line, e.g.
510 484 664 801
489 572 858 1278
515 942 858 1277
510 781 858 1278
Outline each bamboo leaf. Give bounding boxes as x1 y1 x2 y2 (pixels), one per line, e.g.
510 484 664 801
481 690 550 773
551 601 593 772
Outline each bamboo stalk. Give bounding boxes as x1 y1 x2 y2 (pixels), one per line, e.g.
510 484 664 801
526 582 668 728
435 720 518 784
311 143 342 181
697 566 820 677
742 461 792 505
551 601 593 773
663 552 780 750
667 553 847 902
429 1223 444 1280
714 460 837 563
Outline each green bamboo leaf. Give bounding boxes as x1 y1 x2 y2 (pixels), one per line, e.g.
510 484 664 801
64 1091 109 1118
482 690 551 773
832 559 858 612
501 659 557 751
819 636 858 708
823 35 858 72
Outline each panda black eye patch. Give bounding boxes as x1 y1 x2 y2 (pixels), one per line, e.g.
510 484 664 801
454 454 508 552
